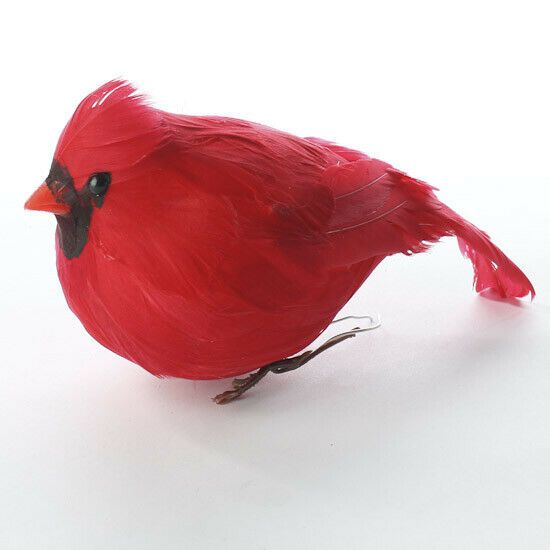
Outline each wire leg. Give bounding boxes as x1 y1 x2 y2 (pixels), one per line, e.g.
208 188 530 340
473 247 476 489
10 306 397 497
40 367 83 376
213 326 372 404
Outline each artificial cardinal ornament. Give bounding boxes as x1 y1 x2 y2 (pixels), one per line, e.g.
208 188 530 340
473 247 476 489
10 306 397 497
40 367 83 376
25 80 534 403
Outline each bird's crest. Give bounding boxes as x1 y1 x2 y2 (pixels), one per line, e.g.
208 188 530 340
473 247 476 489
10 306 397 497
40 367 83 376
54 79 164 182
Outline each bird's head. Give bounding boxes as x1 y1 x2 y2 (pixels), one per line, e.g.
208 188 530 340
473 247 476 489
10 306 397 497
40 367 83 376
25 80 165 258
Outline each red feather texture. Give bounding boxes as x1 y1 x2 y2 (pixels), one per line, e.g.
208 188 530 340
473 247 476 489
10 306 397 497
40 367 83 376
50 80 534 379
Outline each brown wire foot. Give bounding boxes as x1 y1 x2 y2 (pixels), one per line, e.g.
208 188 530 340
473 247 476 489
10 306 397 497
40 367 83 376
213 327 366 404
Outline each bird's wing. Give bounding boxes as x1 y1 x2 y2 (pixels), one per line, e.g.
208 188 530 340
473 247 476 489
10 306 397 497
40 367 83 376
319 158 441 265
167 115 339 242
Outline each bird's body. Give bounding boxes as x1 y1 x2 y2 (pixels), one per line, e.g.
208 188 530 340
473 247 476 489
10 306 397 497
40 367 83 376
26 81 534 383
55 113 385 379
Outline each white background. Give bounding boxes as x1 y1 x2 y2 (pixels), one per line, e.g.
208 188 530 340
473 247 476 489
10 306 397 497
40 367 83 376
1 1 549 548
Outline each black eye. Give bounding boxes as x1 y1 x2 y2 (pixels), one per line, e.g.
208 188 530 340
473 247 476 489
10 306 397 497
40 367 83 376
87 172 111 196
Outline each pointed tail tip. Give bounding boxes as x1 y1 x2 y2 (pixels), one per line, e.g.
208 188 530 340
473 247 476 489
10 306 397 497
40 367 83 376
478 285 535 303
474 269 535 302
455 235 535 303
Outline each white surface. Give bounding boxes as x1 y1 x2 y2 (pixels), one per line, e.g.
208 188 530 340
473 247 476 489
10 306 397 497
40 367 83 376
2 1 550 548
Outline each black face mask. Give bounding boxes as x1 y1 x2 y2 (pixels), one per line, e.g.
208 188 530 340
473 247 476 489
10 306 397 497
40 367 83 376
47 160 111 259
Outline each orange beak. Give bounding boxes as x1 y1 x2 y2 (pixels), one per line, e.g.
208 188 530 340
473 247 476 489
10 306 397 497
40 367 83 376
25 183 71 215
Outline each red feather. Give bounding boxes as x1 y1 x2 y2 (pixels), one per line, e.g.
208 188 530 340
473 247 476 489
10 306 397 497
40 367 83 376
35 80 534 380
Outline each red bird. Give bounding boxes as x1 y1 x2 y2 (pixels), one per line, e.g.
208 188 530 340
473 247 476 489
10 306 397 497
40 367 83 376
25 80 534 403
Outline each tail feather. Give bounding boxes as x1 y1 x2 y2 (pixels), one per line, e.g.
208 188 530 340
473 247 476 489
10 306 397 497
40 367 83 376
417 197 535 301
449 212 535 299
323 160 535 300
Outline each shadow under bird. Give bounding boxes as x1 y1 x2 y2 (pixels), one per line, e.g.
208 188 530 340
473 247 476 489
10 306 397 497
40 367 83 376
25 80 535 403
